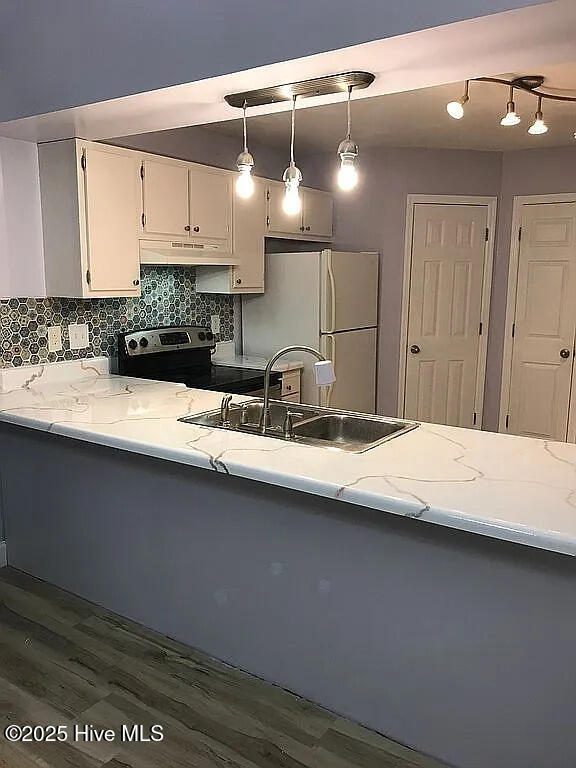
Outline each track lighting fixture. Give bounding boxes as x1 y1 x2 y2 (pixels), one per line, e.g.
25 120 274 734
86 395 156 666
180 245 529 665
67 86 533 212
337 86 359 191
446 81 470 120
500 86 521 126
235 101 255 199
528 95 548 135
282 96 302 216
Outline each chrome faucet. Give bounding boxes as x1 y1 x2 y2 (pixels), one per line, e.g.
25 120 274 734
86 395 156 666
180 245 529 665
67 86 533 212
259 345 333 434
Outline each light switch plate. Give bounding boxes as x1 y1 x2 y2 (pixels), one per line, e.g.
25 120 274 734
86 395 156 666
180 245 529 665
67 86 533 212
211 315 221 335
47 326 63 353
68 323 89 350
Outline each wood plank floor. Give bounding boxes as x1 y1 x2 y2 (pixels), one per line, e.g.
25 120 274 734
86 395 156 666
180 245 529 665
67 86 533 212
0 567 447 768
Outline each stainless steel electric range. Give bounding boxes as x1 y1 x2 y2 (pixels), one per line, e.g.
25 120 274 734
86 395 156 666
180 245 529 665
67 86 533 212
117 326 281 396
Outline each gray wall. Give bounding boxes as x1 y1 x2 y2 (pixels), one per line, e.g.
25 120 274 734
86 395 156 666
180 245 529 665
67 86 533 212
0 0 543 122
110 125 290 182
309 147 504 418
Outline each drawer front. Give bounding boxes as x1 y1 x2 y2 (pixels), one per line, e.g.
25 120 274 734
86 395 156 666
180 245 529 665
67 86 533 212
282 370 301 396
282 392 301 403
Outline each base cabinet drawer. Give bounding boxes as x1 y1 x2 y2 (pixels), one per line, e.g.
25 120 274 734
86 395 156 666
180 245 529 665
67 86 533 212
282 370 301 396
282 392 301 403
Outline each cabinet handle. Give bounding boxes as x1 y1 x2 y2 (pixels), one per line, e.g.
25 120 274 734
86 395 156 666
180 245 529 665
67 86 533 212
560 348 571 359
305 226 311 231
410 344 420 354
133 279 140 286
286 384 292 391
300 226 305 232
184 225 190 231
236 278 242 285
193 226 200 233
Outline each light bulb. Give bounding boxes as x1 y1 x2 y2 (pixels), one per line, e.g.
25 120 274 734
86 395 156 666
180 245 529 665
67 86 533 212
338 156 358 190
282 162 302 216
446 100 465 120
528 117 548 135
283 179 301 215
235 165 254 198
500 101 521 126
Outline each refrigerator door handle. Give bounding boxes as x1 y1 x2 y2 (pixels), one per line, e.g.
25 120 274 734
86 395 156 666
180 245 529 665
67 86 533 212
326 254 337 333
324 334 335 407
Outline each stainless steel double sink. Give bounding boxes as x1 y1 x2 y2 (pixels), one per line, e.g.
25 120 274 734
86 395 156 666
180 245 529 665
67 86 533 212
180 399 418 453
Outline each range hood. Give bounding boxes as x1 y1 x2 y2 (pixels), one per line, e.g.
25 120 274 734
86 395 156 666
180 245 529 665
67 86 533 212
140 239 240 267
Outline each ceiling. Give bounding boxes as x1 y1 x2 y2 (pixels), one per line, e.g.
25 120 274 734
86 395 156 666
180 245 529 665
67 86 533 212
205 62 576 154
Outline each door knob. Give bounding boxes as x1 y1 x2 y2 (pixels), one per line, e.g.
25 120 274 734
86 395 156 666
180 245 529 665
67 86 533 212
410 345 421 354
560 348 571 359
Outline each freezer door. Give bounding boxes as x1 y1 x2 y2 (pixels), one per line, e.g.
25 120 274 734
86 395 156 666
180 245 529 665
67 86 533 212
321 250 379 333
320 328 377 414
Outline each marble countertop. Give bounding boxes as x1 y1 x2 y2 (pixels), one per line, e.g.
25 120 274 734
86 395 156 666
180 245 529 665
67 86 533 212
1 359 576 557
211 352 304 373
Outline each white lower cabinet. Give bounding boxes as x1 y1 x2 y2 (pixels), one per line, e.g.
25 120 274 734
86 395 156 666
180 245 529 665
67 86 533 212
39 139 141 298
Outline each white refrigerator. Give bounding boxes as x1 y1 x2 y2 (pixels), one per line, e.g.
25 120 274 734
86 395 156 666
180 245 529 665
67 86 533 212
242 250 379 413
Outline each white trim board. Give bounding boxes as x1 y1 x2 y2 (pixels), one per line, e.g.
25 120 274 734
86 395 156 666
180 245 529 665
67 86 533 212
0 541 6 568
398 194 497 426
498 193 576 434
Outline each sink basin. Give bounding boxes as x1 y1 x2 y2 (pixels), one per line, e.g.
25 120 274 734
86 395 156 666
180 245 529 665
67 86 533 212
180 399 418 453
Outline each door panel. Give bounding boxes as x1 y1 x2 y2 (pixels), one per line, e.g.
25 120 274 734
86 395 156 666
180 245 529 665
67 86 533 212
404 203 488 427
83 147 140 293
320 328 377 414
231 179 266 290
320 251 379 332
509 202 576 440
267 184 302 235
303 189 333 238
189 168 230 241
142 159 189 237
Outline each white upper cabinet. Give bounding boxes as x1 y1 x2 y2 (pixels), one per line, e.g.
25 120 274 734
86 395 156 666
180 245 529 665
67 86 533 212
267 182 303 236
39 139 141 298
302 189 333 239
189 166 231 242
267 182 333 240
142 159 189 238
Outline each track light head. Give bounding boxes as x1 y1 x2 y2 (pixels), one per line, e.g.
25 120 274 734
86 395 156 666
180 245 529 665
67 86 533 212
500 86 520 126
528 96 548 135
446 81 470 120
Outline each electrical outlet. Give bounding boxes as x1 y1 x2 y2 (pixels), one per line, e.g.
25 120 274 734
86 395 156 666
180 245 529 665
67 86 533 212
68 323 89 350
211 315 221 335
47 326 63 353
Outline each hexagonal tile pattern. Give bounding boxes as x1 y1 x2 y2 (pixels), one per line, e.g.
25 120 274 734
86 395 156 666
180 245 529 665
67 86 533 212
0 266 234 368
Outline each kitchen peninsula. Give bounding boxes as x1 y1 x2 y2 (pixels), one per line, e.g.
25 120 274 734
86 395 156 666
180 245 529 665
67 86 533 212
0 359 575 768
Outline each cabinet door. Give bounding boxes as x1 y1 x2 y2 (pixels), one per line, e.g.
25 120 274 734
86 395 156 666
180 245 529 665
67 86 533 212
231 179 266 291
189 167 231 241
142 160 190 238
267 183 303 236
142 159 189 237
83 146 140 294
303 189 333 238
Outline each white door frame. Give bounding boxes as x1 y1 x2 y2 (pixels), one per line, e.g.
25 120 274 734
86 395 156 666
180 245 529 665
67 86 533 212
398 194 497 425
498 193 576 433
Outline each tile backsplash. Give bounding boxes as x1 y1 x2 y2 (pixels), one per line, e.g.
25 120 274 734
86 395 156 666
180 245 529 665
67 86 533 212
0 266 234 368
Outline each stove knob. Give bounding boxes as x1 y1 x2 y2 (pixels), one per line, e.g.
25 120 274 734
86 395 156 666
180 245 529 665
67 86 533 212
128 339 138 351
139 337 149 348
198 331 206 341
206 331 214 342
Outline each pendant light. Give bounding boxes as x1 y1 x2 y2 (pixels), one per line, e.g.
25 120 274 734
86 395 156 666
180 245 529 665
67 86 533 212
235 101 255 198
282 95 302 216
500 85 521 126
337 86 359 191
446 80 470 120
528 95 548 135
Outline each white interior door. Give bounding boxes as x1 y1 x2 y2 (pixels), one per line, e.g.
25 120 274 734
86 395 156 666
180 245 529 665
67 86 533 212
320 251 379 332
320 328 377 414
508 202 576 441
404 203 488 427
